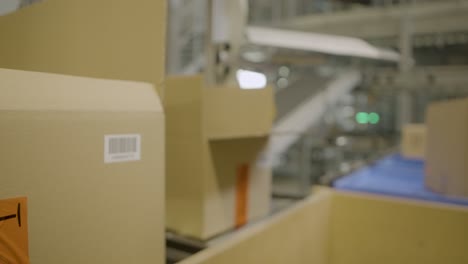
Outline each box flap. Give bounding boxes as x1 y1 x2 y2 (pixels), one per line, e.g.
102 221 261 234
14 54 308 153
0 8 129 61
0 0 166 87
204 86 275 140
425 98 468 196
0 68 162 112
164 75 206 237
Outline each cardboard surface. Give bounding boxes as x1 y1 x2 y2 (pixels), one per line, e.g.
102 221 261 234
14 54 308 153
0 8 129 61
180 188 468 264
331 191 468 264
0 68 162 112
0 69 165 264
425 98 468 197
165 75 274 239
0 0 166 90
0 197 29 264
204 86 275 139
204 138 271 238
165 76 205 237
180 191 332 264
401 124 426 160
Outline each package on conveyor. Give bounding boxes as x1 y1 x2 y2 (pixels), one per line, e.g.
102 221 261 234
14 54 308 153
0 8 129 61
0 0 166 94
401 123 427 159
0 69 165 264
179 188 468 264
426 97 468 198
164 75 275 240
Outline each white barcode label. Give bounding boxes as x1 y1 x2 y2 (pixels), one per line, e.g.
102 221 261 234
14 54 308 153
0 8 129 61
104 134 141 163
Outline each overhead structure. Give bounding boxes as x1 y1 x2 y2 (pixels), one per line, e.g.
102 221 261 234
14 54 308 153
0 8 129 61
280 0 468 41
247 26 400 61
207 0 399 85
167 0 206 75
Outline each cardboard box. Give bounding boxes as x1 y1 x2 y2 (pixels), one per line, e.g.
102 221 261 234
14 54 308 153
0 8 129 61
401 124 426 159
165 75 275 240
180 188 468 264
0 69 165 264
425 98 468 197
0 0 166 93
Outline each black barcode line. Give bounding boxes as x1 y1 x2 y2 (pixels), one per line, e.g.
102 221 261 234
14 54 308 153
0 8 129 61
109 137 137 154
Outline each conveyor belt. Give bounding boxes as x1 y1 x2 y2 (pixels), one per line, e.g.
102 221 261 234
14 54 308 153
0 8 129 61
334 154 468 206
166 232 205 264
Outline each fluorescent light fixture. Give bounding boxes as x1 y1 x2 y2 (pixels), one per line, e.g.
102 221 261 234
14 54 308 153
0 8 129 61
246 26 400 62
236 69 267 89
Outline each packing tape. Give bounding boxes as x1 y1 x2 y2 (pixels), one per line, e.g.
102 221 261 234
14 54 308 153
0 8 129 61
235 164 249 228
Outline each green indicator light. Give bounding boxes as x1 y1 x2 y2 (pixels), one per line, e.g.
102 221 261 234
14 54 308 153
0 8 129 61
355 112 369 124
368 112 380 124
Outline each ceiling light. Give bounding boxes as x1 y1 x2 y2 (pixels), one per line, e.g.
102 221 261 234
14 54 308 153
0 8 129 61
236 69 267 89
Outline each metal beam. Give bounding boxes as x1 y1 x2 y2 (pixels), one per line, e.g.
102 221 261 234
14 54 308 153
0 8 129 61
247 26 400 61
367 66 468 90
280 0 468 40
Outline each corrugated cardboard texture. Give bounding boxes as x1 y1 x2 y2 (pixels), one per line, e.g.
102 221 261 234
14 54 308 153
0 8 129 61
401 124 427 159
165 75 274 239
426 98 468 197
180 189 468 264
0 69 165 264
0 0 166 90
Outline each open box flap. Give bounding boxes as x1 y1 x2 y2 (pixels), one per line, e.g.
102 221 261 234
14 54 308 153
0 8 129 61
0 68 162 113
203 85 275 140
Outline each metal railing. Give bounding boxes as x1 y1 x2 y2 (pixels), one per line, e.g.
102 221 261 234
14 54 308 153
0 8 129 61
248 0 446 25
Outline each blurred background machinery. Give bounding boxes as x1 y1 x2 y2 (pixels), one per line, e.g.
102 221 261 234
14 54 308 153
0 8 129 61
165 0 468 202
167 3 468 260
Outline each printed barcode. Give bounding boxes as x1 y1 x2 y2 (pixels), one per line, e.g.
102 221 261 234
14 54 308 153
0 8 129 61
109 137 137 154
104 134 141 163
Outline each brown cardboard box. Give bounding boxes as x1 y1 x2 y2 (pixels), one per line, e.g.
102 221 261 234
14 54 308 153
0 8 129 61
0 69 165 264
165 75 275 240
425 98 468 197
0 0 166 93
401 124 426 159
178 188 468 264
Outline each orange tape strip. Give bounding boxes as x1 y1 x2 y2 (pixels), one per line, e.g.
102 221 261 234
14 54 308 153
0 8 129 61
235 164 249 228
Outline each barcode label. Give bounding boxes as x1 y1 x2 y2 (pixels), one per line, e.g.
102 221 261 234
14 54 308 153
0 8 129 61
104 134 141 163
